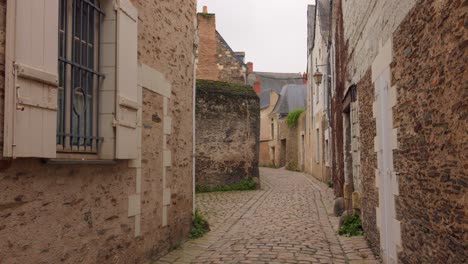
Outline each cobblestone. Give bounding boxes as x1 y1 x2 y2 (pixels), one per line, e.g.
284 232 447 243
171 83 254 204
152 168 380 264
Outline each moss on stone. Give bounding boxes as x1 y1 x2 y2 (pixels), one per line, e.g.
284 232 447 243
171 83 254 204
196 79 258 98
197 13 215 18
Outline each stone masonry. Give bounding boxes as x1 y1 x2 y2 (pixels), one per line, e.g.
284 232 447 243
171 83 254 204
197 9 247 85
0 1 197 263
195 80 260 187
356 70 380 255
341 0 467 262
391 0 467 262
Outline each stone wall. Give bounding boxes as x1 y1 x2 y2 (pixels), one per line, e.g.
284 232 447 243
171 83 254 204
197 14 246 85
342 0 416 85
391 0 467 262
356 70 380 255
216 33 246 85
285 113 306 172
196 80 259 187
330 0 345 197
0 1 196 263
285 126 299 171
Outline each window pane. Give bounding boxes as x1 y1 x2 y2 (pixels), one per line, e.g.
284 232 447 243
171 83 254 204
58 0 103 151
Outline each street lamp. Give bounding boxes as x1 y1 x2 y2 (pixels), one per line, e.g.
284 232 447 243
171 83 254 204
313 69 323 86
313 58 327 86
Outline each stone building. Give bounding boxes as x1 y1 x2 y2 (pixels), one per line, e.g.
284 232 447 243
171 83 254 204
248 69 306 167
195 80 259 188
197 7 247 85
317 0 467 263
271 84 307 171
0 0 196 263
306 0 333 184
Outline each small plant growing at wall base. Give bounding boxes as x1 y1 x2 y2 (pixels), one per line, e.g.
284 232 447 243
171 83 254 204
287 109 305 128
338 213 364 237
195 177 257 193
263 164 278 169
327 180 334 188
189 209 210 239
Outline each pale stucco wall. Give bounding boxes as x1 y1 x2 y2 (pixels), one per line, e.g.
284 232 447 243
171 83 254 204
342 0 416 87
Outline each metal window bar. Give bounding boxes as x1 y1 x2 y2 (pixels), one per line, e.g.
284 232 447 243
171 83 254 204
57 0 104 153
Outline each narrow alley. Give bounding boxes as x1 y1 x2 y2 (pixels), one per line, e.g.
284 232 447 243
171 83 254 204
153 168 378 264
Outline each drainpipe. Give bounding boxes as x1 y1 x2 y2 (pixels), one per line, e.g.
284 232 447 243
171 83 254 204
192 5 198 214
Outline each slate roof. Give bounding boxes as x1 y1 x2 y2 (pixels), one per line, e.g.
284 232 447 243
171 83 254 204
272 84 307 115
247 72 304 109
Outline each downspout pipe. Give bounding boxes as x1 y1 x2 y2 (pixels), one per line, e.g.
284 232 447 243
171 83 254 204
192 5 198 214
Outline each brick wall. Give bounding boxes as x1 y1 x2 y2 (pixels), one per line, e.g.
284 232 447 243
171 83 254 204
197 13 219 81
0 1 196 263
392 0 467 262
197 14 246 85
356 70 380 255
195 80 259 187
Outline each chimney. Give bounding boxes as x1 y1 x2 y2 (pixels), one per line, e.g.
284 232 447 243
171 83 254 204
303 72 308 84
202 6 208 13
253 76 261 94
247 62 254 74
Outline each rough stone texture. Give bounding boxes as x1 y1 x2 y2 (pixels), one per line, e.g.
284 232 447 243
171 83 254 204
342 0 416 85
285 126 299 171
356 70 380 255
391 0 467 262
195 80 259 187
330 0 346 198
259 92 279 167
0 1 196 263
216 33 246 85
197 14 246 85
153 168 379 264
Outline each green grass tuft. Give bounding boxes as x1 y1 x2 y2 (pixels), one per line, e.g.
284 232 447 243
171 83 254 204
287 109 305 128
195 177 257 193
338 213 364 237
189 209 210 239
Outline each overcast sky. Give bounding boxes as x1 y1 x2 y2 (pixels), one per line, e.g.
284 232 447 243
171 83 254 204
197 0 315 73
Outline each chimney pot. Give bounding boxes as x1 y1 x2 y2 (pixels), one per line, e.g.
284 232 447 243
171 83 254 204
203 6 208 13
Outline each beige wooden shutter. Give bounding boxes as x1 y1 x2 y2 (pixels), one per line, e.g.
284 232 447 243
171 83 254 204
3 0 59 158
115 0 139 159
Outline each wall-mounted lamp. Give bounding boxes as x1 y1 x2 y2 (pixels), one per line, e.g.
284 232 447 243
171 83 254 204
313 69 323 86
313 58 328 86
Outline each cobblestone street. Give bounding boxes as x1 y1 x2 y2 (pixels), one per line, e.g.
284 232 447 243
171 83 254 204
153 168 379 264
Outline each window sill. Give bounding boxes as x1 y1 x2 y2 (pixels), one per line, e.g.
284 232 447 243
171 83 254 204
45 159 116 165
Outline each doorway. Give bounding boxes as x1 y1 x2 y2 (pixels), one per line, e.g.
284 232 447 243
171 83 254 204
280 139 286 167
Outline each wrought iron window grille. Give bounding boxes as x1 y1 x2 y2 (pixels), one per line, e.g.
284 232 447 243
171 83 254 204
57 0 105 153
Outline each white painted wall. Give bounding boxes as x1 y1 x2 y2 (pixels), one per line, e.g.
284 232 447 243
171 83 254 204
342 0 416 87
